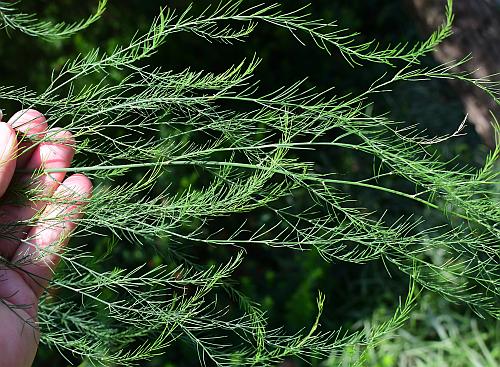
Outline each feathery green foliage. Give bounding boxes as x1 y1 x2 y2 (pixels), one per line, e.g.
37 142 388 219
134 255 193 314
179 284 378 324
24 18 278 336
0 0 499 365
0 0 107 41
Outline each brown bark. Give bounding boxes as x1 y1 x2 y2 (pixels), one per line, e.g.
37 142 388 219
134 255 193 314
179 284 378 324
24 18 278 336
408 0 500 147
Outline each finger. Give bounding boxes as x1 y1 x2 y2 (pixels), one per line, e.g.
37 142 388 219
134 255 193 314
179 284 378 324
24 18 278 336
13 174 92 298
0 129 75 260
7 109 48 169
0 122 17 198
10 128 75 215
0 301 39 367
23 128 75 190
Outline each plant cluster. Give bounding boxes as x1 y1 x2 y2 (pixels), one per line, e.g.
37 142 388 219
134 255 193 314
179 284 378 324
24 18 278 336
0 0 498 365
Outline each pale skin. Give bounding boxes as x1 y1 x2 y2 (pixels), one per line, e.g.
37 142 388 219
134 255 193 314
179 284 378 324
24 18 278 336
0 109 92 367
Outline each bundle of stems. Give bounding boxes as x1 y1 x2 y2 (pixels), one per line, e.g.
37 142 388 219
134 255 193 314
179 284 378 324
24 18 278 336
0 0 498 365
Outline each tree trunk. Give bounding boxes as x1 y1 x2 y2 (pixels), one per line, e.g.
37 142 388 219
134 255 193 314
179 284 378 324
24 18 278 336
408 0 500 147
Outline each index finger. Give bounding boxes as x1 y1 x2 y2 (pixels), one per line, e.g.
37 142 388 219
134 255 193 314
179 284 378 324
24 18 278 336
8 109 48 169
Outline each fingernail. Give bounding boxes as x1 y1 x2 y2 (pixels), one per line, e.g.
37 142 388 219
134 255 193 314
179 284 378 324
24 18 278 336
0 122 15 157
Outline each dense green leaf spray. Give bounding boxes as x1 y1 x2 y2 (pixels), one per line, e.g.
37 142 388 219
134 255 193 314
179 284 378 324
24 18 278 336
0 0 498 365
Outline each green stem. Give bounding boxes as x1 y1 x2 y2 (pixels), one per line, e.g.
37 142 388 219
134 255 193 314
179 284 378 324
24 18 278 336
27 159 475 223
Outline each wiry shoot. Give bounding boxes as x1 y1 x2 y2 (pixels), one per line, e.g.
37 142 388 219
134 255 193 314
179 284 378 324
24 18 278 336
0 0 498 365
0 0 107 41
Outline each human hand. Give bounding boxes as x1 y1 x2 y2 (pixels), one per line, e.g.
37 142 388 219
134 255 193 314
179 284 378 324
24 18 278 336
0 110 92 367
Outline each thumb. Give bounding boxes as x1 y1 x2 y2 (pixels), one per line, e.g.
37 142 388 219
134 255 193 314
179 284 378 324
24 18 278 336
0 121 17 198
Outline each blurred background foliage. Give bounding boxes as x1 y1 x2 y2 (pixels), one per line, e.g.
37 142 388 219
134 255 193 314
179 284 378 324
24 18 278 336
0 0 498 366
